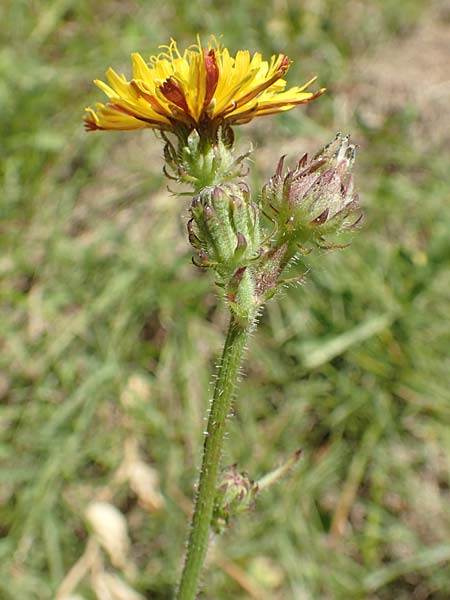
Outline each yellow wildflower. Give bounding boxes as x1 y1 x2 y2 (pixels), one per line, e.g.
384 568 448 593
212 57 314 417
84 38 325 134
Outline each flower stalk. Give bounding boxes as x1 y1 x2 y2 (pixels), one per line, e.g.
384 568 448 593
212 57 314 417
176 314 253 600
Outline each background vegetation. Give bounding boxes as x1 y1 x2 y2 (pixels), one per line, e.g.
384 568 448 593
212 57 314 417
1 0 449 598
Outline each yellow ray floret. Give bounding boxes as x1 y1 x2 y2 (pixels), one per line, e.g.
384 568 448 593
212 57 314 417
84 38 325 133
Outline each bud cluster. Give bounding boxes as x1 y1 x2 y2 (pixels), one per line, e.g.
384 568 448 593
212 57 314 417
184 133 363 318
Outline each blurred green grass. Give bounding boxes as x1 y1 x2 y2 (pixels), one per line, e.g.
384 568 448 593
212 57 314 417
1 1 450 598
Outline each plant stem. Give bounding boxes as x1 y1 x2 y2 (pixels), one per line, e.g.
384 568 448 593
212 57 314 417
176 314 251 599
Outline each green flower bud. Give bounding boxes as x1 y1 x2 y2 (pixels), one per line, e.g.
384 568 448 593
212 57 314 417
262 133 362 248
189 183 260 271
212 464 258 534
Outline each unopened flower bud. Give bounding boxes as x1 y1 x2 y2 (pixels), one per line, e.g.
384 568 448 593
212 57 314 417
212 464 258 533
262 133 362 248
189 183 260 271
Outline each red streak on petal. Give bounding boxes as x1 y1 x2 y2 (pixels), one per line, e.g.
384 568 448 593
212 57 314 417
84 119 102 131
278 55 290 73
108 103 170 127
131 81 168 115
203 49 219 108
108 103 135 116
159 77 191 115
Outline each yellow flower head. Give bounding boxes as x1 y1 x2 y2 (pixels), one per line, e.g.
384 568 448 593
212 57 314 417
84 38 325 135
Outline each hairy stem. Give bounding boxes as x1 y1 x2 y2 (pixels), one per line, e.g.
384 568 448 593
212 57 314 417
176 314 251 599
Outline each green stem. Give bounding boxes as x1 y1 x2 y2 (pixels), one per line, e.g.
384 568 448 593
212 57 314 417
176 314 251 599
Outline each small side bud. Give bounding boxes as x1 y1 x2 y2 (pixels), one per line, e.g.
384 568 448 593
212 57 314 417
212 465 258 534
